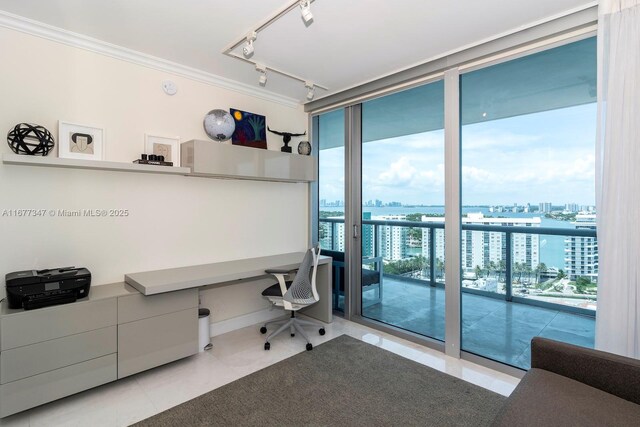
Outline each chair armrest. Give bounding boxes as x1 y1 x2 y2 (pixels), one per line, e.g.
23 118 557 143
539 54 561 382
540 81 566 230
531 337 640 405
265 268 295 274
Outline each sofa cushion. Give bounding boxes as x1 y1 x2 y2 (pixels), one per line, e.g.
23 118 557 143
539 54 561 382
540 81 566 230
492 368 640 427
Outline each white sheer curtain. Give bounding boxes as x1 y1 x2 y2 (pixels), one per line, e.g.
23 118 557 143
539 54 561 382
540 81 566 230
595 0 640 358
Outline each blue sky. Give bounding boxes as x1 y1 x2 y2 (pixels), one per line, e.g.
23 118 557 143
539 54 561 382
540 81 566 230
319 103 596 206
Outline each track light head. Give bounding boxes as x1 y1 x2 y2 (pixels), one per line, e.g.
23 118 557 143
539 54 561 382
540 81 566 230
300 0 313 24
305 81 315 101
256 64 267 86
243 31 257 58
243 41 254 57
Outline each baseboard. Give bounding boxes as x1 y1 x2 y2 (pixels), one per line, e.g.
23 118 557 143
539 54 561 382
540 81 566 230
209 308 284 337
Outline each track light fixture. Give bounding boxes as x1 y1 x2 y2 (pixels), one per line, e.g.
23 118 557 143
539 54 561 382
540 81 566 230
299 0 313 24
256 64 267 86
223 2 328 100
305 81 315 100
243 31 257 57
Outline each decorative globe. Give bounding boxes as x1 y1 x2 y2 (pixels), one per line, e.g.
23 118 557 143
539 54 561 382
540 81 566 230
7 123 55 156
203 109 235 141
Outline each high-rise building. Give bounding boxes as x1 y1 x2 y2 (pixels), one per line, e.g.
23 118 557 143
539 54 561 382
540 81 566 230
319 216 345 252
421 213 540 272
377 215 407 261
564 213 598 281
362 212 374 258
565 203 580 212
319 212 378 258
539 202 553 213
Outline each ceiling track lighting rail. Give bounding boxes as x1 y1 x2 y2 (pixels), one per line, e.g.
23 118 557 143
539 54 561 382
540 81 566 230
221 0 327 99
256 63 267 86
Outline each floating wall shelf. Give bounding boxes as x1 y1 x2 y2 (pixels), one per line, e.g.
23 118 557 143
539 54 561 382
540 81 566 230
2 154 190 175
181 140 316 183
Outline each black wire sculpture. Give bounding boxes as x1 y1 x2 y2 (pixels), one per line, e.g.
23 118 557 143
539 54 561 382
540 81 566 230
7 123 55 156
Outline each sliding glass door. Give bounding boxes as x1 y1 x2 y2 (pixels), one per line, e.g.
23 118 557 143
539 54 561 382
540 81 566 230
313 35 597 370
359 81 445 341
317 109 346 312
459 37 597 369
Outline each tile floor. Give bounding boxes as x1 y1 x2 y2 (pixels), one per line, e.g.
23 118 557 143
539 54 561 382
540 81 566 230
361 277 595 369
0 316 519 427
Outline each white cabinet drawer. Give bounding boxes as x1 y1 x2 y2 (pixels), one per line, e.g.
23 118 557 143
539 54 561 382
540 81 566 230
0 299 117 351
118 308 198 378
118 288 198 324
1 326 116 384
0 354 116 418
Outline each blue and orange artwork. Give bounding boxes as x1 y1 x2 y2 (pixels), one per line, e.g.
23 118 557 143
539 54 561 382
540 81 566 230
230 109 267 149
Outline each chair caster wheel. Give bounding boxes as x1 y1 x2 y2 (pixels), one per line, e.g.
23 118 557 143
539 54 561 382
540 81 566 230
291 333 295 337
306 343 313 351
264 342 270 350
319 328 325 336
260 326 267 334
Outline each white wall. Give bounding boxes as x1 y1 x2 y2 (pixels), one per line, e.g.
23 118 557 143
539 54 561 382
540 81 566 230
0 27 309 323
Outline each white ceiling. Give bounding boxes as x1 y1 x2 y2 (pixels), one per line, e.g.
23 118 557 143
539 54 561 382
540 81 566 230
0 0 595 103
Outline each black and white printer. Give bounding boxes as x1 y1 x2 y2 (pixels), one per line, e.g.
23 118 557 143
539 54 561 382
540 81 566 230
5 267 91 310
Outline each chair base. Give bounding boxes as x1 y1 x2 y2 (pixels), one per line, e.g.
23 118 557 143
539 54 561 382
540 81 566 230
261 311 325 350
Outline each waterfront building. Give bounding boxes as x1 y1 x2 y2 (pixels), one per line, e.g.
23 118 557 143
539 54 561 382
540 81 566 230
377 214 408 261
565 213 598 282
539 202 553 213
422 213 540 272
565 203 580 212
320 212 398 260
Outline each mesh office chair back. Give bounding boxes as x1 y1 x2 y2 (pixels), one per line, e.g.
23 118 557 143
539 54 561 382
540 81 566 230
283 246 320 306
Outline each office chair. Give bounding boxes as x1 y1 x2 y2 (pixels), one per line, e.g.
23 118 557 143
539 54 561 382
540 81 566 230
260 246 325 351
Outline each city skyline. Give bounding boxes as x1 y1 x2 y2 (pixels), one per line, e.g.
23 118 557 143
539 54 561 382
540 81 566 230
320 198 595 212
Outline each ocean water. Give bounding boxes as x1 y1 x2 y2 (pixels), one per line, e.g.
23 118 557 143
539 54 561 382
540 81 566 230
320 206 571 269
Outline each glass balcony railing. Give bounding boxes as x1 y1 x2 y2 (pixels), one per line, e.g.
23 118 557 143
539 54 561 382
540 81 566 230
319 218 597 316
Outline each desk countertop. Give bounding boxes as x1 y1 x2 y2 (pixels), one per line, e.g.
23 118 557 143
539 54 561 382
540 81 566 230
124 252 332 295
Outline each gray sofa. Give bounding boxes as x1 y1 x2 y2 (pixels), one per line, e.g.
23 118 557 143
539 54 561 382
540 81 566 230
493 337 640 426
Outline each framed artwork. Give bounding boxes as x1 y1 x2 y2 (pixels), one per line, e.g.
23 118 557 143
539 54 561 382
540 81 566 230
58 121 105 160
145 134 180 165
230 108 267 149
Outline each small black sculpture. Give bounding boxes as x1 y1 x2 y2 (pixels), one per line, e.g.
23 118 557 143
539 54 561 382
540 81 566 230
267 127 306 153
7 123 55 156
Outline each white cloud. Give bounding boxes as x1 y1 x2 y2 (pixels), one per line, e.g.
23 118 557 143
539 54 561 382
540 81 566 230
462 129 541 150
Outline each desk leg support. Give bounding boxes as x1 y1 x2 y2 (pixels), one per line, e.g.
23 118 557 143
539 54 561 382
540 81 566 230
300 261 333 324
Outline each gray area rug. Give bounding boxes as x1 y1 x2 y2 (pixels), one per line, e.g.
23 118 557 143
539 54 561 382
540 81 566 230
133 335 505 426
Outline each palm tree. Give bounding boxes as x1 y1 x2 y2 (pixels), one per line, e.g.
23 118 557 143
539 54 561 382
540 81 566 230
498 260 506 282
436 258 445 279
534 263 547 284
474 265 483 280
524 265 533 286
488 261 497 279
557 269 567 280
513 262 522 283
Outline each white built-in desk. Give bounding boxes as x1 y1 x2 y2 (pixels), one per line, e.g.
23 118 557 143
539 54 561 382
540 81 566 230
124 252 333 323
0 253 333 417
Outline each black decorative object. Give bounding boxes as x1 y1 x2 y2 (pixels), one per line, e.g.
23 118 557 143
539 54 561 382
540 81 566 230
7 123 55 156
267 127 306 153
298 140 312 155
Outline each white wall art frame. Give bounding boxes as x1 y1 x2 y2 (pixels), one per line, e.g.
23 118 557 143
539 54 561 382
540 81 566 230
58 121 105 161
145 134 180 166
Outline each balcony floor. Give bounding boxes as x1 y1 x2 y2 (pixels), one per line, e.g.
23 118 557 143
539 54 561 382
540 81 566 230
361 276 595 370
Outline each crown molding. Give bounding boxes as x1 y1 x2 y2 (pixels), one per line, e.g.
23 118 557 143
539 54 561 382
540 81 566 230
0 10 301 109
